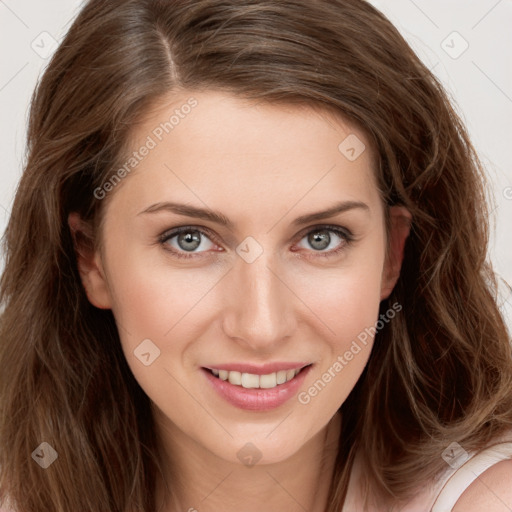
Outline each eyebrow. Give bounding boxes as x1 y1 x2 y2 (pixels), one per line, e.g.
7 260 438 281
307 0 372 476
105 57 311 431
138 200 370 228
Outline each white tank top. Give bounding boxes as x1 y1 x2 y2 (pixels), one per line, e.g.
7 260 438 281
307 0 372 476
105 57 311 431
431 437 512 511
343 432 512 511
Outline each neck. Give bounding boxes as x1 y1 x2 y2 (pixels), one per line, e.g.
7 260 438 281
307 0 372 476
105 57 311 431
153 410 342 512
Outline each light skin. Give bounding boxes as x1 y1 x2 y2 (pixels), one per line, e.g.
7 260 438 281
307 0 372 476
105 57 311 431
69 89 414 511
453 459 512 511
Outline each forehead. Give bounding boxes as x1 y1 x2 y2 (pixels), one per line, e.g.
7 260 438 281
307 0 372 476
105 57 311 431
106 89 382 223
133 89 374 159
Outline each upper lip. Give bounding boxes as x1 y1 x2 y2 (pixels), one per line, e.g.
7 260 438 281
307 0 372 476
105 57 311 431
203 362 311 375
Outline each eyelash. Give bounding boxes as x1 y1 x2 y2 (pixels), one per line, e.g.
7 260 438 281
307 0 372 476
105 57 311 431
158 224 354 261
158 225 354 259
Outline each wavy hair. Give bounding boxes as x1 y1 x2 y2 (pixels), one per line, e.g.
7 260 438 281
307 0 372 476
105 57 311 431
1 0 512 511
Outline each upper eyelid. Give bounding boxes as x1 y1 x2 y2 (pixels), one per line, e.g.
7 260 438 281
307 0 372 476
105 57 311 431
159 223 353 247
160 225 222 245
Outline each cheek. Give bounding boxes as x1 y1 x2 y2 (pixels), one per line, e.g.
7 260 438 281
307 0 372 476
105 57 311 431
106 252 224 346
103 252 226 403
297 246 386 344
304 266 382 323
291 245 386 410
292 293 381 432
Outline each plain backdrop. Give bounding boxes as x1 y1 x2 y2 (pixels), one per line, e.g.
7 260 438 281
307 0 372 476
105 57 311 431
0 0 511 326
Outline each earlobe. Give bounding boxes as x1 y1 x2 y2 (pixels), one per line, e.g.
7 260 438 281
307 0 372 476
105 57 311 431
380 206 412 300
68 212 112 309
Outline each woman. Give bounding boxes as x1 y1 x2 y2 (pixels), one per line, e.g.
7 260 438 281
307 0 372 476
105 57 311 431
1 1 511 511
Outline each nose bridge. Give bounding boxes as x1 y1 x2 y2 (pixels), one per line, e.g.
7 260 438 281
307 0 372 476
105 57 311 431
222 248 295 348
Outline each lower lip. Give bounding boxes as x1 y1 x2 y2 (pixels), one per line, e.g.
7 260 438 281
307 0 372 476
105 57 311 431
202 365 312 411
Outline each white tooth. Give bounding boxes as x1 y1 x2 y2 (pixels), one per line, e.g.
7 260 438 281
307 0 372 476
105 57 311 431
260 372 277 389
294 368 301 377
219 370 229 381
241 373 260 389
286 369 296 381
276 370 287 385
228 371 242 385
212 369 219 376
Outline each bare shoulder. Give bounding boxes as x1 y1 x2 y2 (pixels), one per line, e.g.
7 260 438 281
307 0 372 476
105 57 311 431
452 458 512 511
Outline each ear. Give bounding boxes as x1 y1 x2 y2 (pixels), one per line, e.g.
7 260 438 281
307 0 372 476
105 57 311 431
380 206 412 300
68 212 112 309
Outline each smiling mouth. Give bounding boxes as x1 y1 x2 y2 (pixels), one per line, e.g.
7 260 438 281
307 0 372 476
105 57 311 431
204 365 312 390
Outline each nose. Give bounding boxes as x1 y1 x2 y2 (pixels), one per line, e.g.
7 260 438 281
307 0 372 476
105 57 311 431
221 250 297 352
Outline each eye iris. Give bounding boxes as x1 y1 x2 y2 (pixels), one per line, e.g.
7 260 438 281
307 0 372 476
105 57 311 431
177 230 202 251
171 228 339 254
308 230 330 250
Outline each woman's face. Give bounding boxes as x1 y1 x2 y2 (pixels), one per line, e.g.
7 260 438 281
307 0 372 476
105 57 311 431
71 90 409 466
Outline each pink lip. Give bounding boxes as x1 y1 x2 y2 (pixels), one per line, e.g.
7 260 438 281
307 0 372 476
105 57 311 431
202 364 312 411
203 362 309 375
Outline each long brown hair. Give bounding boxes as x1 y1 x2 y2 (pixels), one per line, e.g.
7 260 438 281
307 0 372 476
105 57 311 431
1 1 511 511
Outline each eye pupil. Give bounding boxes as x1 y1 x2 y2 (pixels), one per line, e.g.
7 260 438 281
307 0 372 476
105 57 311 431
165 226 346 258
308 230 330 250
178 230 201 251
